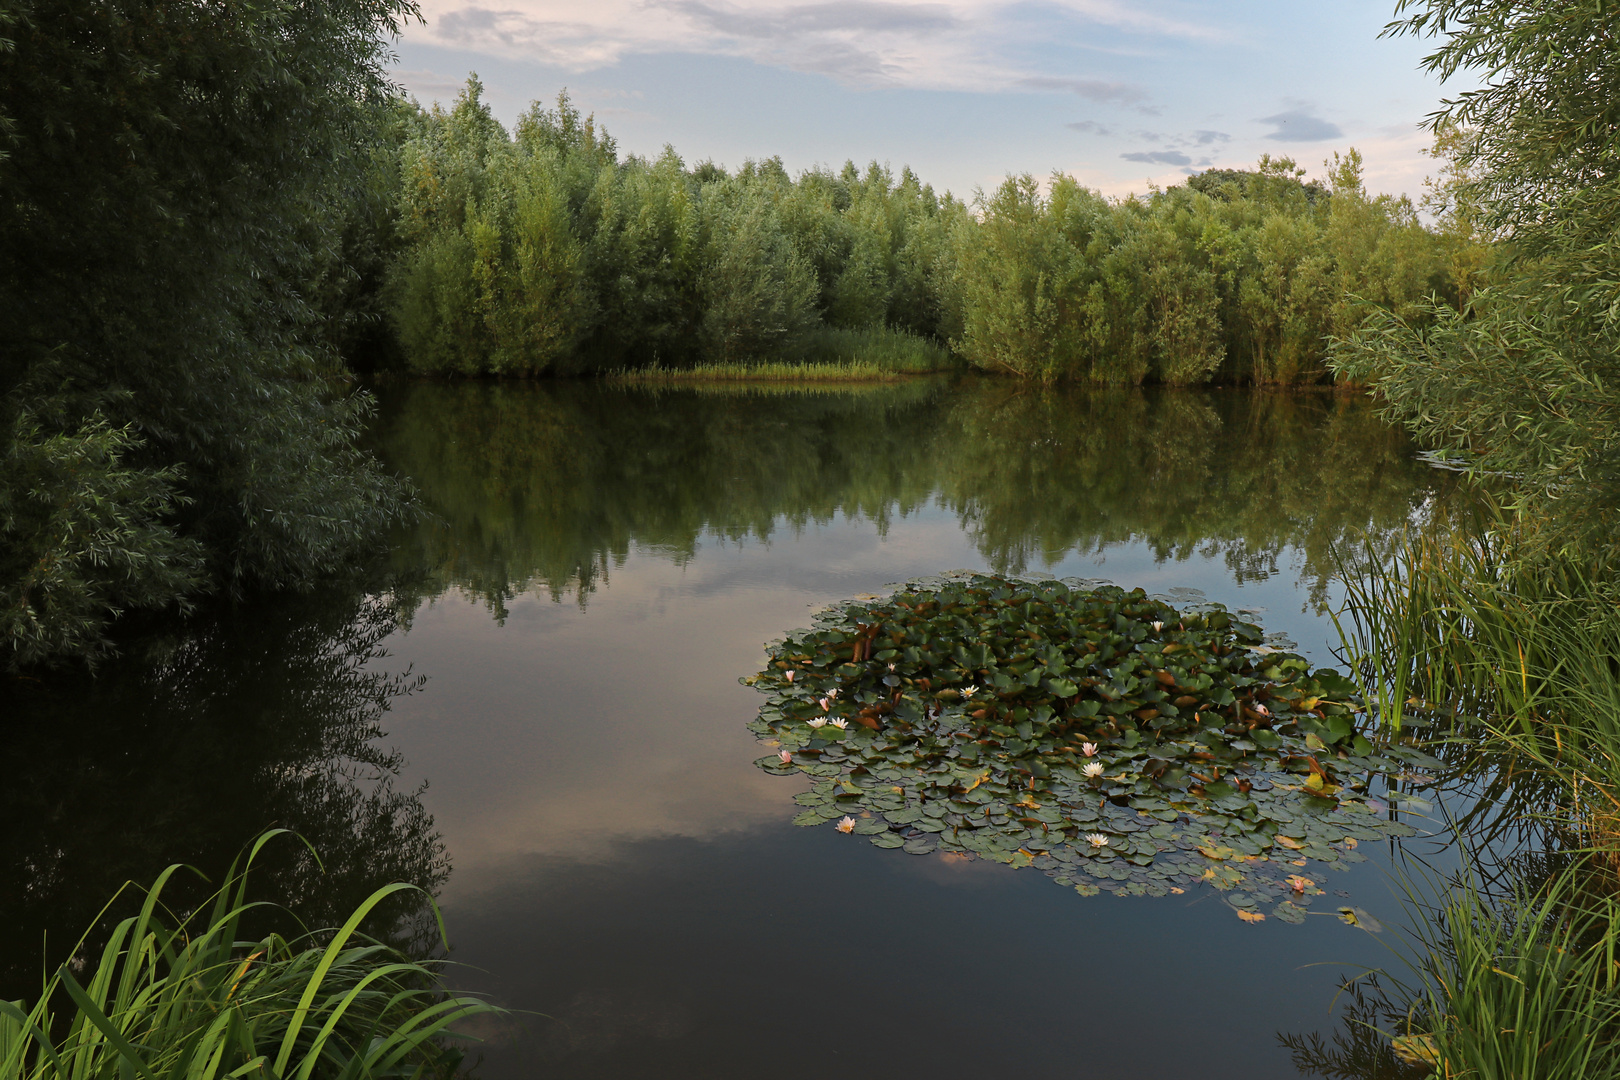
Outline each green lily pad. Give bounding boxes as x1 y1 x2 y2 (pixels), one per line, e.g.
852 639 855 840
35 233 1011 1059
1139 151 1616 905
751 572 1431 909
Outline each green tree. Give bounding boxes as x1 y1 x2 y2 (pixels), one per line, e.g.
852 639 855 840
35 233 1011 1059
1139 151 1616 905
0 0 416 666
1332 0 1620 552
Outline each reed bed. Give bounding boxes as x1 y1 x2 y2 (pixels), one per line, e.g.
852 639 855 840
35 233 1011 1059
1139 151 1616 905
1331 512 1620 1077
608 360 907 384
0 832 497 1080
1368 863 1620 1080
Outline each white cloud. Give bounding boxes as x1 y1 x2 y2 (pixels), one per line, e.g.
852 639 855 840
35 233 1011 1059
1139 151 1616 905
411 0 1223 93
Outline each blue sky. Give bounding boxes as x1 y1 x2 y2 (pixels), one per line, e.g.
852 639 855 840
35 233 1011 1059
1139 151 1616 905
390 0 1459 203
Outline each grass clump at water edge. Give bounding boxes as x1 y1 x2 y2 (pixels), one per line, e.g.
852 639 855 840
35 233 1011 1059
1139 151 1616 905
0 831 499 1080
608 325 956 385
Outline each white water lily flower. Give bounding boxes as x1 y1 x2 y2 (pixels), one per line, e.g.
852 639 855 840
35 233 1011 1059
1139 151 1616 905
962 684 980 696
829 718 849 730
1081 742 1098 757
836 815 856 834
1086 833 1110 848
888 662 897 672
777 750 792 764
826 688 839 700
1083 762 1105 779
807 718 827 728
1152 621 1164 632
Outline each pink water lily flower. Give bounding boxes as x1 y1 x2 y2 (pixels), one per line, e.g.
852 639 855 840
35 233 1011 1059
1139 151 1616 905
1081 742 1098 757
777 749 792 764
826 688 840 700
835 815 856 834
819 697 831 711
784 670 795 682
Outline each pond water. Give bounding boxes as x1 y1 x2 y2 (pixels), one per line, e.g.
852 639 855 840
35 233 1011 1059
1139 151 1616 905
3 377 1462 1079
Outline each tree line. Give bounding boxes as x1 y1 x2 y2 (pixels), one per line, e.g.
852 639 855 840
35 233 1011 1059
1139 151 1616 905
371 77 1470 385
0 0 1597 668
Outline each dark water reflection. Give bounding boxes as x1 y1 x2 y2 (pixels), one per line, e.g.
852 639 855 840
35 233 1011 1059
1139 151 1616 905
0 378 1460 1078
0 589 447 1000
374 378 1439 616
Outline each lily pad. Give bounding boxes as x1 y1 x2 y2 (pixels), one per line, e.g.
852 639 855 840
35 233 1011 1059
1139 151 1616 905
751 572 1432 908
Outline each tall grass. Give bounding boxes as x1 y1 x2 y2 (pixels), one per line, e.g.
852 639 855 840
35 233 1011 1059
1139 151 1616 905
0 832 497 1080
1334 516 1620 829
1341 862 1620 1080
798 325 955 373
1332 513 1620 1076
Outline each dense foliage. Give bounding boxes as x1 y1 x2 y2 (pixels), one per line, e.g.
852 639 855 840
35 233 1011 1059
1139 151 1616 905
382 80 1460 385
0 0 416 667
1332 0 1620 553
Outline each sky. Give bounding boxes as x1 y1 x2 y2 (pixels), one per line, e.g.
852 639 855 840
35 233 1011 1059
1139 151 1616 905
389 0 1462 204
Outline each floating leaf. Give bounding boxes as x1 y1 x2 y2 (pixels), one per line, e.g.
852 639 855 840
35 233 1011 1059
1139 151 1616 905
749 572 1430 910
1273 901 1308 924
1235 909 1267 923
1337 906 1385 932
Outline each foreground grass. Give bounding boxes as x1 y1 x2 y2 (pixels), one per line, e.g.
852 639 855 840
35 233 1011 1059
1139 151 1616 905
0 832 496 1080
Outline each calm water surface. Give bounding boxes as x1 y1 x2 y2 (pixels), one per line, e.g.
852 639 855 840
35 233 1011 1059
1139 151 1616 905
4 378 1461 1079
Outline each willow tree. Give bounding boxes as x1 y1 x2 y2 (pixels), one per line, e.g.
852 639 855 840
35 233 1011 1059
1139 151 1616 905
1332 0 1620 553
0 0 416 665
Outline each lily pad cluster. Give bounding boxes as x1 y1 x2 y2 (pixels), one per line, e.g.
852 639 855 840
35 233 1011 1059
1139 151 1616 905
746 572 1438 921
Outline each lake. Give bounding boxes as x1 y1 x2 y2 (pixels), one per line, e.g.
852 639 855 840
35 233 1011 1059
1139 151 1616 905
2 376 1460 1079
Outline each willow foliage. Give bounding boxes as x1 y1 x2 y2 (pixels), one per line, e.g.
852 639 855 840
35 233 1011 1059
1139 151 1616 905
1332 0 1620 553
0 0 417 667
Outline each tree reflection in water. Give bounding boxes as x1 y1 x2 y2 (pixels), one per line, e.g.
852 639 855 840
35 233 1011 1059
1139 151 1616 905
375 377 1457 617
0 584 447 1001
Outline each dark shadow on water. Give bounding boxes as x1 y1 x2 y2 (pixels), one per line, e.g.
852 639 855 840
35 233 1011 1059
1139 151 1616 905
0 585 448 1000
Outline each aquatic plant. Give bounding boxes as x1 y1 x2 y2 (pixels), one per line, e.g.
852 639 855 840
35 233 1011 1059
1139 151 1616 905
0 833 496 1080
747 572 1437 918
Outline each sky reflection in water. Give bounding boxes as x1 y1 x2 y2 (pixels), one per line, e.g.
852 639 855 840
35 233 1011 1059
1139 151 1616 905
368 379 1458 1079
